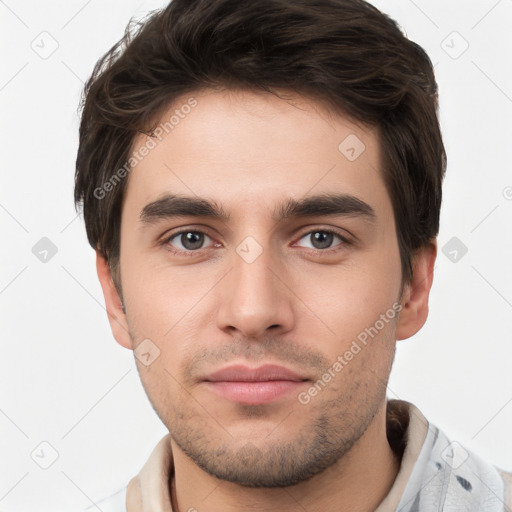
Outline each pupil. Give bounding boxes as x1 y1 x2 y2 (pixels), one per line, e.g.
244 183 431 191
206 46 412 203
312 231 332 249
182 232 203 250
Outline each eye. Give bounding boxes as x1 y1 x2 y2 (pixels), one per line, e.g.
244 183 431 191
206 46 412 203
165 230 215 253
295 229 348 251
161 227 350 257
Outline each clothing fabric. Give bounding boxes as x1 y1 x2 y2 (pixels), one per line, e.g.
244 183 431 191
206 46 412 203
89 400 512 511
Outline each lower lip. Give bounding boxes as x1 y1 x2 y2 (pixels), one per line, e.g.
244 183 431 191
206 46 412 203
204 380 306 405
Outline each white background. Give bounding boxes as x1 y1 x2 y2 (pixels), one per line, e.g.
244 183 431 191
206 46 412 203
0 0 511 510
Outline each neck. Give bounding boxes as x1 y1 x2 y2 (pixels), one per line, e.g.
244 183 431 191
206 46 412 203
170 402 400 512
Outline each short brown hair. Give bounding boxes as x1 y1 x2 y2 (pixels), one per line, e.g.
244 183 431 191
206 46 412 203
74 0 446 287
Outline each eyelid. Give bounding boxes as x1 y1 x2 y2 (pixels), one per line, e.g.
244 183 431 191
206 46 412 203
293 225 354 244
160 224 216 242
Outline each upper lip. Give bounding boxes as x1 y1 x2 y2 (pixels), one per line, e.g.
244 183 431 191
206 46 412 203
204 364 308 382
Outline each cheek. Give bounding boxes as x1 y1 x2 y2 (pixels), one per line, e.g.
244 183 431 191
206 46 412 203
293 253 401 342
120 249 207 334
122 260 216 380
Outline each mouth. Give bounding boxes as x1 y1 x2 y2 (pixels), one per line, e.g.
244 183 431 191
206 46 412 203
202 364 310 405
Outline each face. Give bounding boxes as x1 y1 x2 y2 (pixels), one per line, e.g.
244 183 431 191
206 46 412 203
101 88 427 487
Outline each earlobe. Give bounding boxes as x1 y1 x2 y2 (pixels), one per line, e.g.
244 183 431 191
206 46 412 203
96 252 133 350
396 241 437 341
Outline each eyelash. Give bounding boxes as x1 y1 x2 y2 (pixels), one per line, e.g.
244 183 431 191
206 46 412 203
160 227 352 257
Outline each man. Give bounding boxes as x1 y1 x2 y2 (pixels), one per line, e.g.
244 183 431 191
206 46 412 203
74 0 511 510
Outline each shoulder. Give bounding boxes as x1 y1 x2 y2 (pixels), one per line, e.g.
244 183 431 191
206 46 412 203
389 401 512 512
497 468 512 512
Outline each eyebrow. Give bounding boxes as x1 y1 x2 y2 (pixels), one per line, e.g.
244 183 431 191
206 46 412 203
139 193 376 225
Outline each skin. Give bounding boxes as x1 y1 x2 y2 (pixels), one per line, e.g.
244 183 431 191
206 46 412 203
97 88 436 512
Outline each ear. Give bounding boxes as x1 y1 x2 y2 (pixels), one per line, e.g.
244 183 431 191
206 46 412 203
96 252 133 350
396 240 437 341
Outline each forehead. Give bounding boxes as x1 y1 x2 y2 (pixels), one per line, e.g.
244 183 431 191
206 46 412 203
123 88 390 222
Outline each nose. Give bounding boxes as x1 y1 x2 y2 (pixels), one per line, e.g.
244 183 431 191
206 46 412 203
216 240 295 339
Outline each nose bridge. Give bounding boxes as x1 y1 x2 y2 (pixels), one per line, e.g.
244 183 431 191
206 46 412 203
235 239 276 302
216 235 294 337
